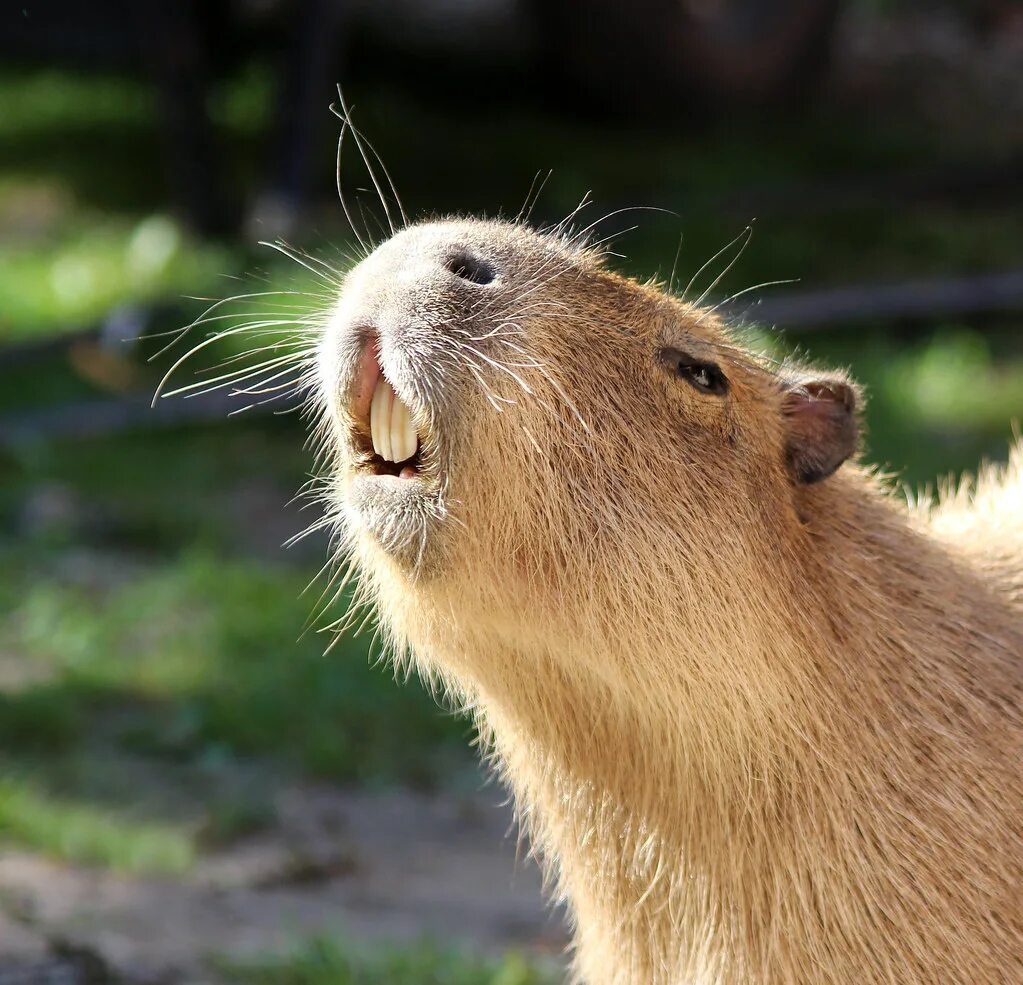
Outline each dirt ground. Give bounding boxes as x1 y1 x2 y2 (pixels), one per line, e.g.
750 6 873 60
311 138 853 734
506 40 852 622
0 781 568 984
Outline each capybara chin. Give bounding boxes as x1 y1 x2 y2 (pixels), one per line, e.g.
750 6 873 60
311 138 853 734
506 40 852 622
313 218 1023 985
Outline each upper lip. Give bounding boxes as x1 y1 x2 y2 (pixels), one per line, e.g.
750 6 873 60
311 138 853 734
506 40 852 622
349 339 382 436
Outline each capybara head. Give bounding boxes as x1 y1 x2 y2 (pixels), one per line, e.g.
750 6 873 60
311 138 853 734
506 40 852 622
316 218 859 668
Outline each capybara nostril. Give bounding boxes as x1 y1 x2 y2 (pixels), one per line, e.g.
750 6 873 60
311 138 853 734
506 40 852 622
444 251 496 285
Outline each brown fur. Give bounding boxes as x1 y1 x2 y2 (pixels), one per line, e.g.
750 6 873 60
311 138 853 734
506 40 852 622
313 219 1023 984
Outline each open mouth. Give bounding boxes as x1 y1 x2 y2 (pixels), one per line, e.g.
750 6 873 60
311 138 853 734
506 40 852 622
350 347 424 479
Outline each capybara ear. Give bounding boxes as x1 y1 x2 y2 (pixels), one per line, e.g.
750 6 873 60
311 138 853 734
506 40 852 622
780 374 859 484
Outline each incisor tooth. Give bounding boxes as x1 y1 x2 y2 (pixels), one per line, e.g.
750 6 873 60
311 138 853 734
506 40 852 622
389 395 406 462
391 396 417 463
390 396 407 462
369 375 418 463
369 378 381 456
380 383 395 461
370 376 391 460
404 406 419 461
407 411 420 461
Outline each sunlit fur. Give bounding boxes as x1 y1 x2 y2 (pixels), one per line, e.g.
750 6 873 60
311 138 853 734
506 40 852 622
306 216 1023 985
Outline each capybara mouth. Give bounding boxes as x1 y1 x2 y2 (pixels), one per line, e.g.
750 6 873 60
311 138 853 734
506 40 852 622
348 341 424 480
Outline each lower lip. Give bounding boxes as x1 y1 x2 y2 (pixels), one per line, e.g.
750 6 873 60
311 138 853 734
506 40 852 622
349 471 430 504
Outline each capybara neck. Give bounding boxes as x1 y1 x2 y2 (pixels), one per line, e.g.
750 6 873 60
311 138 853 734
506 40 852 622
387 464 1022 983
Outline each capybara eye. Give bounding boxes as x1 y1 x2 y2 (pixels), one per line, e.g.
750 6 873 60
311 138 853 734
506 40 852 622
445 252 496 285
679 360 727 395
661 347 729 396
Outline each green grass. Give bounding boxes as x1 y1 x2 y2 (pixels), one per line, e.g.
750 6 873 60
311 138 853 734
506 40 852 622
0 503 472 867
0 775 194 874
0 546 471 787
219 936 559 985
0 421 475 869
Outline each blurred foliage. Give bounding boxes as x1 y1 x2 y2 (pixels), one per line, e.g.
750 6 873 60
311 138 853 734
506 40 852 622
219 935 558 985
0 208 231 339
884 328 1023 429
0 543 471 788
3 65 1023 339
0 775 194 874
0 423 472 870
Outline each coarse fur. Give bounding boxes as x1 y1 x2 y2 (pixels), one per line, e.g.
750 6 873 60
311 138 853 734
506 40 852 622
298 216 1023 984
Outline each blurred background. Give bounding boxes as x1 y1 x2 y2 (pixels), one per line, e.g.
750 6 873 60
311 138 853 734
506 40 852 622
1 1 1021 982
